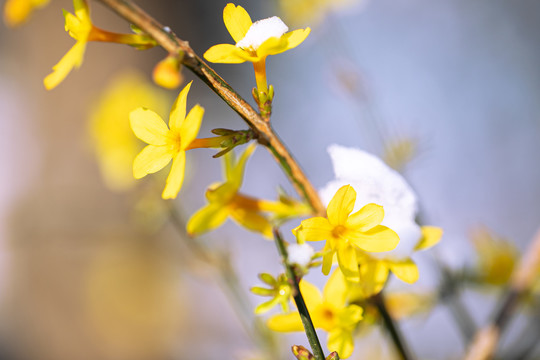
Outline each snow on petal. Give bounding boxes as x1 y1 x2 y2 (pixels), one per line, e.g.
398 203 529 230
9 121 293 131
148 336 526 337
236 16 288 50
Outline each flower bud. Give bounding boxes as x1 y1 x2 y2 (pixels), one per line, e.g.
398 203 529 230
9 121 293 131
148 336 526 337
153 55 183 89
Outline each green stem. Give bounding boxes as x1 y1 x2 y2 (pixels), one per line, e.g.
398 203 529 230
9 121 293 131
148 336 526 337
437 261 477 342
371 291 415 360
273 229 326 360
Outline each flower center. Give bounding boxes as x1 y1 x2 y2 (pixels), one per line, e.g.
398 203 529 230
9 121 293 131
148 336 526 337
332 225 347 239
167 131 182 152
236 16 288 50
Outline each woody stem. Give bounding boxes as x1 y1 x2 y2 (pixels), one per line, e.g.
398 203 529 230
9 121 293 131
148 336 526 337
94 0 325 217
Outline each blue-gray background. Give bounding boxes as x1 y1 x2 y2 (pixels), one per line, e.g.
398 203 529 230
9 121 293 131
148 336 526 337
1 0 539 359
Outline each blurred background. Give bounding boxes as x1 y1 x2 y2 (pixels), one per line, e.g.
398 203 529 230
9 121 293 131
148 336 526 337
1 0 539 359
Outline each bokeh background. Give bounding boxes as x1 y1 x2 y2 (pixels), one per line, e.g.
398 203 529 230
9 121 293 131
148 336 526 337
1 0 539 359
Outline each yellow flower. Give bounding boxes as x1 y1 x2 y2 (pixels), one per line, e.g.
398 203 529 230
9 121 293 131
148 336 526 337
89 70 171 191
130 81 204 199
469 226 518 286
348 226 443 298
278 0 363 28
3 0 49 27
204 3 310 92
297 185 399 282
384 290 435 321
268 273 363 358
186 144 274 238
44 0 156 90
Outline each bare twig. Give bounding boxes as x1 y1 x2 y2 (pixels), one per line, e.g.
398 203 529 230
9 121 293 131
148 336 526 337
94 0 325 216
464 227 540 360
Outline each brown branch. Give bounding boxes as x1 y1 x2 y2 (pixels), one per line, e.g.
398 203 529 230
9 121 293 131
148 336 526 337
464 226 540 360
95 0 325 216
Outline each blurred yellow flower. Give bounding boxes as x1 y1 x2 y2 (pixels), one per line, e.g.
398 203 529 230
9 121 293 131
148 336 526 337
385 291 435 321
268 274 363 358
278 0 363 27
204 3 310 92
470 226 518 286
44 0 156 90
130 81 204 199
296 185 399 282
89 70 170 191
3 0 49 27
383 136 419 173
187 144 274 238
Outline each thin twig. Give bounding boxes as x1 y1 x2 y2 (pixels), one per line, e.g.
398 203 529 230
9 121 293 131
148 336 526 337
273 228 326 360
94 0 325 216
464 227 540 360
437 260 477 342
371 291 415 360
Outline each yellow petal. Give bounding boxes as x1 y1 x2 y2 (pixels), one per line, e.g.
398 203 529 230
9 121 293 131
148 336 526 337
229 206 273 238
348 225 399 252
64 10 81 34
223 3 252 43
162 151 186 199
73 0 90 23
180 104 204 150
323 269 348 308
169 81 192 130
133 145 172 179
337 244 359 282
338 304 363 328
267 312 303 332
257 27 310 58
415 226 443 251
327 328 354 359
203 44 254 63
282 27 311 50
299 217 334 242
322 248 335 275
226 143 256 188
299 280 323 310
206 181 237 204
186 203 230 236
129 108 169 145
327 185 356 226
346 203 384 231
43 40 86 90
358 260 388 297
388 259 419 284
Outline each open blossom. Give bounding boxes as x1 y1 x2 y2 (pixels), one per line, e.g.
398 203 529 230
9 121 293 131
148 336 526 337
268 274 362 358
44 0 155 90
130 81 204 199
204 3 310 94
186 144 274 238
297 185 399 282
320 145 442 295
204 3 310 64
